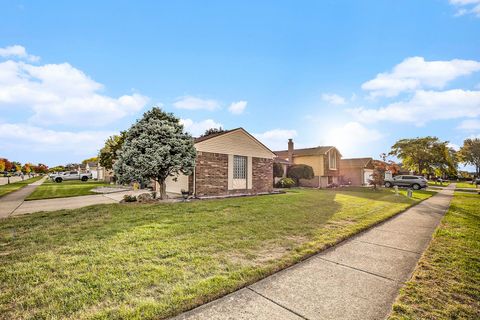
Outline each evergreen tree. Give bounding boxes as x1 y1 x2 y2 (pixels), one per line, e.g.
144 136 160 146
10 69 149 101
114 107 196 199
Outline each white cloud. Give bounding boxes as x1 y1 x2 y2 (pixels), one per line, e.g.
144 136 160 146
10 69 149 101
173 96 220 111
457 119 480 131
447 142 460 151
320 122 383 157
253 129 297 150
450 0 480 17
362 57 480 97
322 93 346 105
228 100 247 114
180 118 223 136
350 89 480 124
0 45 39 62
0 58 149 126
0 122 113 156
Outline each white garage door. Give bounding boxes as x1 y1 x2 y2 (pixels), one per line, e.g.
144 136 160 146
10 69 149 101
165 174 189 194
363 169 373 185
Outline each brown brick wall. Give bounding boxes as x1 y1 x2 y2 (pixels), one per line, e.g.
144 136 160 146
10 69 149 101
194 151 228 196
252 157 273 193
193 152 273 197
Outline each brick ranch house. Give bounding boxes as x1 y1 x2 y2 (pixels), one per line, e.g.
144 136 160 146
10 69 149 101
274 139 342 188
164 128 276 198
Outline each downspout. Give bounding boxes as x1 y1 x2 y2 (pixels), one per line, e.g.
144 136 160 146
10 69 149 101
193 166 196 198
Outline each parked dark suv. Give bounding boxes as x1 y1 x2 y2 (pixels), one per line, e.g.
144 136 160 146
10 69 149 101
384 175 428 190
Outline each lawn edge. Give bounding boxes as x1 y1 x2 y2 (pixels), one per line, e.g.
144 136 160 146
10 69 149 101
0 176 43 199
24 191 100 201
387 191 464 319
167 191 437 320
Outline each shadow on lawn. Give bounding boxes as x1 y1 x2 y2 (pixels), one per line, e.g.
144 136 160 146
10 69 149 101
0 191 340 262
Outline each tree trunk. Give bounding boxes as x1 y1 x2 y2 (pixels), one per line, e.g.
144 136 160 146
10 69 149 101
158 179 167 200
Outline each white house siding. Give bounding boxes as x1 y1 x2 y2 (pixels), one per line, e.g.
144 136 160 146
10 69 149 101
195 130 275 159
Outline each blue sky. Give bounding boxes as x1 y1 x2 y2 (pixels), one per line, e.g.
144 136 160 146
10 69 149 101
0 0 479 168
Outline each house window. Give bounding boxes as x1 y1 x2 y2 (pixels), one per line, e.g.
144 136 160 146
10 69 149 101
329 150 337 170
233 155 247 179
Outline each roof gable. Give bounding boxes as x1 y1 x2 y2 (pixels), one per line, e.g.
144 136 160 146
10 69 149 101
194 128 275 159
340 157 373 168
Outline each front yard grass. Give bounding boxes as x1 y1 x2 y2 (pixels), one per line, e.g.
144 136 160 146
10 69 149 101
427 181 449 187
455 181 476 189
25 179 110 200
390 192 480 320
0 176 43 198
0 188 434 320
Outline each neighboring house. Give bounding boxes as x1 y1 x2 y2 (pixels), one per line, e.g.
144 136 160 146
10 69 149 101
85 161 102 180
340 157 374 186
274 139 342 188
164 128 276 198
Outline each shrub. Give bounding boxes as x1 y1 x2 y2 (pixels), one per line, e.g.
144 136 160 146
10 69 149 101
276 177 295 188
287 164 314 184
273 162 284 178
123 195 137 202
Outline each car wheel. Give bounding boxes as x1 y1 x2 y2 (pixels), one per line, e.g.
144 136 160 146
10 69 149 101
412 183 421 190
55 177 63 183
81 176 88 181
384 181 392 188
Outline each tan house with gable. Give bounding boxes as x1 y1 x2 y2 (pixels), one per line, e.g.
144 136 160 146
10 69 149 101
165 128 275 198
274 139 342 188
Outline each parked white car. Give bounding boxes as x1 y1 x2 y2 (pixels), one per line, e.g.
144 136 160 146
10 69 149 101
51 171 92 183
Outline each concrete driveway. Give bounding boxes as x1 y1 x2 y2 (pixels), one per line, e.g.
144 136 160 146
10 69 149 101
8 189 149 217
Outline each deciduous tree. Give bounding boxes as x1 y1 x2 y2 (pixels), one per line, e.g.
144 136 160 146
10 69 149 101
99 132 127 170
389 137 455 175
82 157 99 165
458 138 480 176
0 158 13 172
114 107 196 199
200 127 226 137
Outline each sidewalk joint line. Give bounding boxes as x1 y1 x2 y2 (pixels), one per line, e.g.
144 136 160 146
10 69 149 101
370 228 433 239
353 239 422 255
247 287 311 320
373 228 436 237
316 256 403 284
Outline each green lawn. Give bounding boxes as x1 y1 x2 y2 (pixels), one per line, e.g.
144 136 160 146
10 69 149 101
455 181 476 189
390 192 480 320
26 179 110 200
427 181 449 187
0 176 43 198
0 188 433 320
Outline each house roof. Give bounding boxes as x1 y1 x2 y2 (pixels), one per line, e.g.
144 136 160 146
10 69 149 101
274 146 341 158
87 161 98 167
273 157 290 164
340 157 373 168
194 129 235 143
194 127 275 157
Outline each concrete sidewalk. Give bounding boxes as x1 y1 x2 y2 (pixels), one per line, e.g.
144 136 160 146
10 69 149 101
173 185 455 320
0 176 47 218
